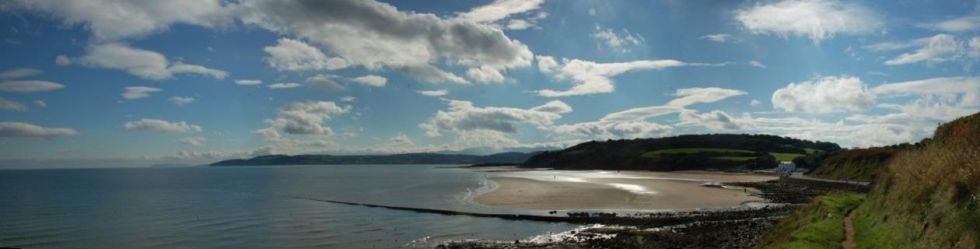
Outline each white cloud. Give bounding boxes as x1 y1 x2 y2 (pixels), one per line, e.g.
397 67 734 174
239 0 533 84
169 96 194 106
257 100 350 139
749 60 767 68
7 0 232 41
677 110 750 130
268 83 302 89
0 80 65 93
0 122 78 137
340 96 356 102
535 57 722 97
772 75 875 113
465 65 506 83
455 0 544 23
235 79 262 85
124 118 202 133
884 34 965 66
667 87 747 107
417 89 449 97
351 75 387 87
305 74 345 91
59 43 226 80
750 99 762 106
178 136 206 146
592 26 644 53
263 38 349 71
920 14 980 33
121 86 161 100
33 100 46 108
0 97 27 112
529 100 573 114
871 76 980 106
701 33 732 43
383 133 415 147
735 0 883 43
420 100 566 137
0 68 42 79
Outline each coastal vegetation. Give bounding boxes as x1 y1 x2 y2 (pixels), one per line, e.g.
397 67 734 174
759 111 980 248
523 134 839 171
754 193 865 249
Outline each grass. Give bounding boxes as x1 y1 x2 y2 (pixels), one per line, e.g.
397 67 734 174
804 148 823 154
640 148 755 158
712 156 756 161
770 152 805 162
754 193 865 249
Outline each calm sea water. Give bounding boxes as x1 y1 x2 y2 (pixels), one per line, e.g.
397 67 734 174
0 165 576 249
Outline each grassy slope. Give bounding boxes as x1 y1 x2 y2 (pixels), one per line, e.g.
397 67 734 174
851 112 980 249
770 152 805 162
640 148 755 157
807 148 899 182
754 193 865 249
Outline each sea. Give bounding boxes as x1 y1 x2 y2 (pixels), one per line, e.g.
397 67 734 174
0 165 577 249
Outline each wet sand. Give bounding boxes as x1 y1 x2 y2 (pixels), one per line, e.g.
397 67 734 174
473 170 776 210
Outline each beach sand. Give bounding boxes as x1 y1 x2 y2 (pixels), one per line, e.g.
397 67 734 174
473 170 776 210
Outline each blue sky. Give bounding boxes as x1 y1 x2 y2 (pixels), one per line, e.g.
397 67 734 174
0 0 978 167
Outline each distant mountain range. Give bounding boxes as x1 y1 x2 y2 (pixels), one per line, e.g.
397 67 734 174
210 152 539 166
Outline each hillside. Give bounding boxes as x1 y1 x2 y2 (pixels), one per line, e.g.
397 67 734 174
211 152 537 166
522 134 840 171
758 111 980 248
850 111 980 248
803 148 902 182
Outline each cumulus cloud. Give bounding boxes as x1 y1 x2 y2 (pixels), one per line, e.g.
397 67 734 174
305 74 345 91
771 75 875 113
677 110 750 130
351 75 387 87
178 136 206 146
535 56 723 97
0 68 42 79
465 65 506 83
124 118 202 133
872 76 980 106
701 34 732 43
0 122 78 137
59 43 227 80
592 26 644 53
0 97 28 112
417 89 449 97
420 100 568 137
0 81 65 93
263 38 349 71
238 0 533 84
169 96 194 106
383 133 415 147
735 0 883 43
121 86 161 100
256 100 350 140
7 0 232 41
235 79 262 85
268 82 302 89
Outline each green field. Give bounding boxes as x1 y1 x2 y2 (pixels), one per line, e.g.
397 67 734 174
712 156 756 161
641 148 755 158
755 193 865 249
770 152 805 161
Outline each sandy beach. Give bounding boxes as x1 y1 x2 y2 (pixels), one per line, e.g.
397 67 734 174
473 170 776 210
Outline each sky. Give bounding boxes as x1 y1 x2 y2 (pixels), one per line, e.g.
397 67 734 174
0 0 979 167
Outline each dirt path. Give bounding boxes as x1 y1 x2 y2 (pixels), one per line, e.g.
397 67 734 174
842 210 857 249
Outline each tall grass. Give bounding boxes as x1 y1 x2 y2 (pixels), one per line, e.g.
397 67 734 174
854 112 980 248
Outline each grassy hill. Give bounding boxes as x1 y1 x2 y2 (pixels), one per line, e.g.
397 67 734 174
851 112 980 248
759 111 980 248
522 134 839 171
804 148 902 182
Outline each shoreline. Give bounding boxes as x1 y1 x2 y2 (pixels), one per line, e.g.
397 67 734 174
471 170 775 211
